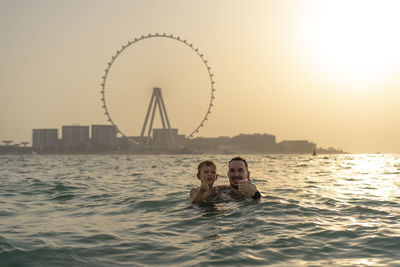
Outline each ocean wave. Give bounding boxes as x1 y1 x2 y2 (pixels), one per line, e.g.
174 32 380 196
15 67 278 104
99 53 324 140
1 154 400 266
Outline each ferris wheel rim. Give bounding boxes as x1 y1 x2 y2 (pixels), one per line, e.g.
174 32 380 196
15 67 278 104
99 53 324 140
100 33 215 139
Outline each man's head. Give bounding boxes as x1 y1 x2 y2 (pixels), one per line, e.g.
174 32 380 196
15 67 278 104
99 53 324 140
227 157 250 189
197 160 218 185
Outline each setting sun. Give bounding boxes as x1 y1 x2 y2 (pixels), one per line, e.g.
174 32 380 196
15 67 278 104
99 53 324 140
299 1 400 88
2 0 400 153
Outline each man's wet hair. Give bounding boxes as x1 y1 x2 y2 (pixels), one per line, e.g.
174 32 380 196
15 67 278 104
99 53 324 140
228 156 248 170
197 160 217 174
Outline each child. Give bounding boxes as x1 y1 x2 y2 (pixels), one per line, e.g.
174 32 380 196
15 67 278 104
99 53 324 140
190 160 218 204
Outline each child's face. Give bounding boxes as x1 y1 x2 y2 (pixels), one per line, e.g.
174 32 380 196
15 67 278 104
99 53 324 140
198 165 217 185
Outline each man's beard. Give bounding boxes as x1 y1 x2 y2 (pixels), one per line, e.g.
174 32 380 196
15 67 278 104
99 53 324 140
230 182 238 190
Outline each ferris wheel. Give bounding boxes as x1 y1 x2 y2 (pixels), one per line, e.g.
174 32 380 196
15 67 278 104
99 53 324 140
100 33 215 142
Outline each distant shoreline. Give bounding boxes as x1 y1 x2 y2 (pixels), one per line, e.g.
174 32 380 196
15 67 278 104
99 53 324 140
0 148 348 156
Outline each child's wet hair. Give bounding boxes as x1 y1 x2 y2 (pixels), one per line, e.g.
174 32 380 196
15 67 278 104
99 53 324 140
197 160 217 174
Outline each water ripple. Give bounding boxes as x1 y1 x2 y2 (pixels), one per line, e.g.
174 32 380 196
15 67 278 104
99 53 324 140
1 154 400 266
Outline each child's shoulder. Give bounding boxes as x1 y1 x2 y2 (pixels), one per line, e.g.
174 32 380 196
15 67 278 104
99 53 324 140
190 186 199 193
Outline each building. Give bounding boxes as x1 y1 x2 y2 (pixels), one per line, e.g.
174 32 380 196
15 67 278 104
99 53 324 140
187 136 232 152
32 129 58 150
62 125 89 148
91 125 117 147
232 133 276 151
279 140 316 153
152 128 185 146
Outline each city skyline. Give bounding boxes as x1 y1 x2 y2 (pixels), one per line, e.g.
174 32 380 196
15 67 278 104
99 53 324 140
24 123 326 155
1 1 400 153
2 124 338 152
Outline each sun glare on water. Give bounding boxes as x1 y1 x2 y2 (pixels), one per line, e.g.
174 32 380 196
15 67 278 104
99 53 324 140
332 155 399 201
299 1 400 89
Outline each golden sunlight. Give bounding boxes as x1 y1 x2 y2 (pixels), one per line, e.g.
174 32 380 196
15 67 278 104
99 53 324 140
299 1 400 88
332 155 398 200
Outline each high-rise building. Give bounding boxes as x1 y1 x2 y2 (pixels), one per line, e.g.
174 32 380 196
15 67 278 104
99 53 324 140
91 125 117 146
62 125 89 148
32 129 58 149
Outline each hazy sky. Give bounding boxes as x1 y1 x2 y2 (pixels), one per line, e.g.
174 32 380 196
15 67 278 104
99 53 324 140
1 0 400 153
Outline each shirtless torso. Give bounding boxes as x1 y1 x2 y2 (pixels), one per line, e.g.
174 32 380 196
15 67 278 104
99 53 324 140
210 185 247 202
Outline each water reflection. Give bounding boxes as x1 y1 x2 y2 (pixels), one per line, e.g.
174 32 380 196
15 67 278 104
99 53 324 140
197 201 242 218
329 154 399 202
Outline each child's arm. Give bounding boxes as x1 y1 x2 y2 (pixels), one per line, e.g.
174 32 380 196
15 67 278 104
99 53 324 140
190 179 213 204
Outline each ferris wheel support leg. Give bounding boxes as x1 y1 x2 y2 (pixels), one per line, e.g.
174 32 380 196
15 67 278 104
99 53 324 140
156 95 167 129
141 92 156 138
147 95 158 139
159 92 171 129
157 90 175 145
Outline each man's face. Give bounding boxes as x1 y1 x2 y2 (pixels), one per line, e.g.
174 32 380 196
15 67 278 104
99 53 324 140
228 160 249 189
197 165 217 185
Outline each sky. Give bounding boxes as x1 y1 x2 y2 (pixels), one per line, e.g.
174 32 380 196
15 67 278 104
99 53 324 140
1 0 400 153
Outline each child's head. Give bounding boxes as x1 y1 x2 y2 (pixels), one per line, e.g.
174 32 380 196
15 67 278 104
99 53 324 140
197 160 218 185
197 160 216 173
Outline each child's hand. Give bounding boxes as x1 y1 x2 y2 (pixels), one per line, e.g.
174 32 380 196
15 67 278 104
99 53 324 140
200 176 212 191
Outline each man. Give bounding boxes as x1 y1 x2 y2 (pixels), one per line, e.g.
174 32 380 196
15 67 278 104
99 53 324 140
214 156 261 201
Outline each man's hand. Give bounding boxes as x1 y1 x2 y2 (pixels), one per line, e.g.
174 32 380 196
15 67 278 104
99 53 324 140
238 180 258 199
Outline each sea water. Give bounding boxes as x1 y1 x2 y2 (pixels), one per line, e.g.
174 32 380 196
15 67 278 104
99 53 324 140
1 154 400 266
